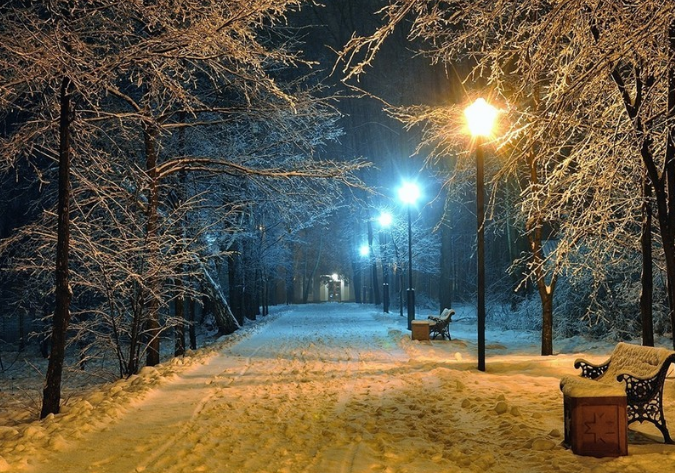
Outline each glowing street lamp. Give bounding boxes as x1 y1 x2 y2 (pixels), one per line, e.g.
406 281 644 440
378 211 393 228
465 97 498 372
378 211 393 313
398 182 421 330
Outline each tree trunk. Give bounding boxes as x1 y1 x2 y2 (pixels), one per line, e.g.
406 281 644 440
609 19 675 349
228 243 244 325
174 277 185 357
302 234 322 303
188 294 197 350
525 149 557 357
439 221 454 312
175 119 187 356
640 173 654 346
367 218 381 306
144 124 161 367
126 284 145 376
41 76 73 419
261 270 269 316
243 243 257 320
202 264 240 335
285 241 295 304
540 288 553 355
665 18 675 347
352 259 362 303
18 309 25 352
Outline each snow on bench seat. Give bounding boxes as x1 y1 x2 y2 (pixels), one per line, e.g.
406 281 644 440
560 375 625 398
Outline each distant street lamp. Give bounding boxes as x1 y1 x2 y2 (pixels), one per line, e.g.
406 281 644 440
378 211 393 313
398 182 421 330
464 97 499 372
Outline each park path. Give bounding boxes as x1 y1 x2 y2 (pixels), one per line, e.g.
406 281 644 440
26 304 594 473
29 305 414 473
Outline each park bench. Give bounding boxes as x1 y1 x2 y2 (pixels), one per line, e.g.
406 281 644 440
560 342 675 445
427 308 454 340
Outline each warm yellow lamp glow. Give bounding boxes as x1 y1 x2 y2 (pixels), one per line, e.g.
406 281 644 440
464 98 498 137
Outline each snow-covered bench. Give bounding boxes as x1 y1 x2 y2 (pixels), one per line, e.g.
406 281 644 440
428 308 454 340
560 342 675 444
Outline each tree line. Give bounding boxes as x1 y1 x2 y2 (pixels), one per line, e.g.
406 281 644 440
0 0 368 418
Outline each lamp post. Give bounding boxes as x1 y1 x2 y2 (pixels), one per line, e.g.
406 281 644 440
378 211 393 313
398 182 421 330
464 98 498 372
388 229 404 318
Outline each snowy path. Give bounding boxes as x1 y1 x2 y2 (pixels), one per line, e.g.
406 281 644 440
9 303 675 472
28 304 413 473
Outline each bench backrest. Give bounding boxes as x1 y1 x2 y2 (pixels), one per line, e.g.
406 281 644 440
603 342 675 380
439 308 453 321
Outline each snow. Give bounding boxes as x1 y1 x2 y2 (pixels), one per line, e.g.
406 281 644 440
601 342 675 379
560 342 675 398
559 375 626 398
1 303 675 472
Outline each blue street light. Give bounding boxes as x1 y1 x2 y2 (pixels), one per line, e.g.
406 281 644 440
398 182 421 330
378 211 393 313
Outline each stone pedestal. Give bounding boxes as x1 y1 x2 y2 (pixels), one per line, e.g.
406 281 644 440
563 394 628 457
411 320 430 341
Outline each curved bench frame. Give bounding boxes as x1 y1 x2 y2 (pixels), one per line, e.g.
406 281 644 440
427 308 454 340
572 342 675 444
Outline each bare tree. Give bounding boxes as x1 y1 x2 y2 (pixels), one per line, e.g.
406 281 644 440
0 0 369 418
339 0 675 349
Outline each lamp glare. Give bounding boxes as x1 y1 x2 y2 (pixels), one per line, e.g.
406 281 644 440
398 182 420 206
465 98 498 137
379 212 393 228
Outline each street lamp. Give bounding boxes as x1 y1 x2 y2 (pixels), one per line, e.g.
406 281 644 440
464 97 498 372
378 211 393 313
398 181 421 330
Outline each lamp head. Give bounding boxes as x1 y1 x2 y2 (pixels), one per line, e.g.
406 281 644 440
398 182 421 206
378 211 393 228
465 98 498 137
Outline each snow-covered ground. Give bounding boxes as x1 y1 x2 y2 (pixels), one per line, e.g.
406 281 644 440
1 303 675 472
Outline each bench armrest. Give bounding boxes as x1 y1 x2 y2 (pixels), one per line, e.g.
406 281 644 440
616 372 663 402
574 358 611 379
